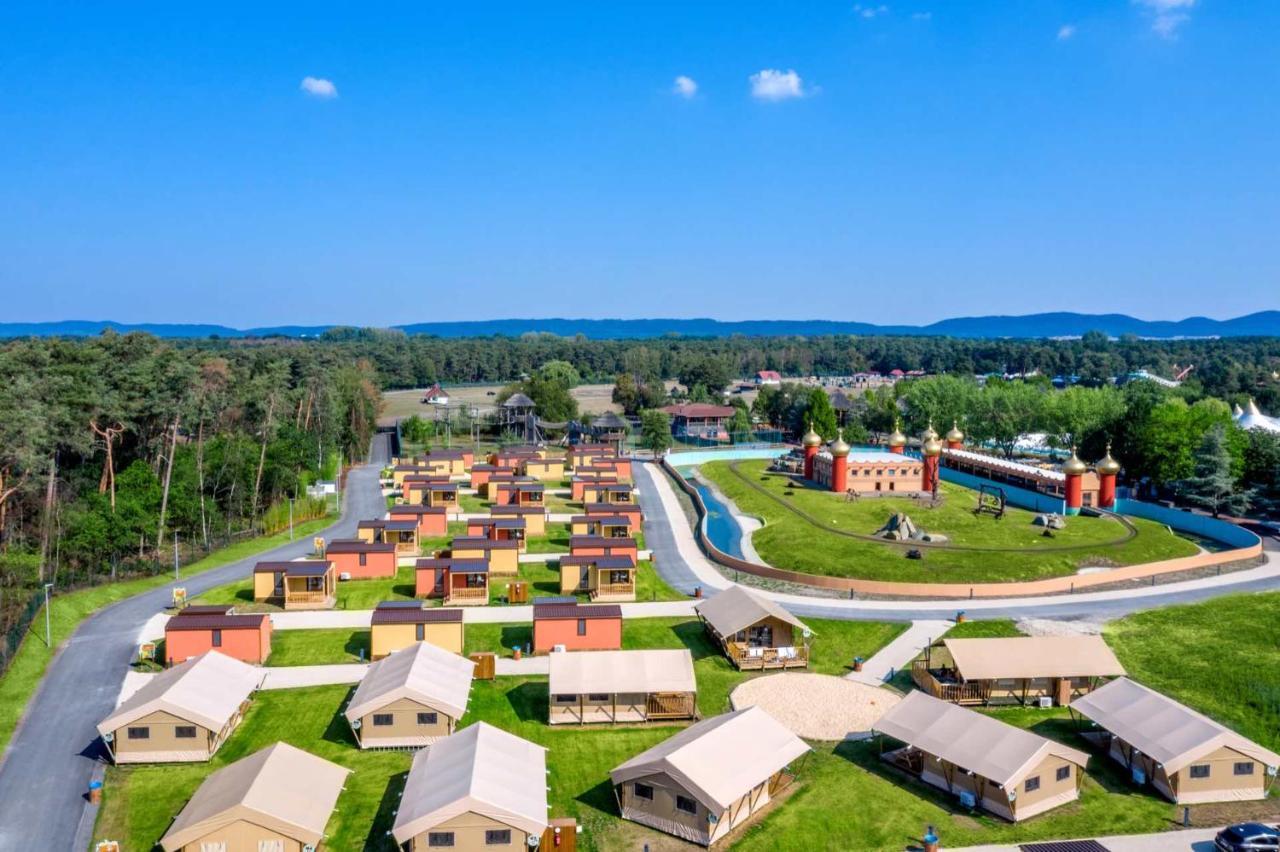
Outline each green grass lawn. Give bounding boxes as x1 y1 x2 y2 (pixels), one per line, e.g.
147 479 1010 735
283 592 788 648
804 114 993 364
697 460 1198 583
193 561 420 612
267 628 371 665
0 514 337 760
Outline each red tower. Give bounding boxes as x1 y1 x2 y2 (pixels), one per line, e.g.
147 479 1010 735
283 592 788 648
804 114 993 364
920 433 941 493
887 421 906 455
945 421 964 450
802 425 822 480
1096 444 1120 509
1062 448 1086 516
829 431 851 493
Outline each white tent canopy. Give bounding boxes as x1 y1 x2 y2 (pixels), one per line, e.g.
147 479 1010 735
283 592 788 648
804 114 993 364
694 585 810 640
549 649 695 695
941 636 1126 682
98 652 262 737
345 641 475 723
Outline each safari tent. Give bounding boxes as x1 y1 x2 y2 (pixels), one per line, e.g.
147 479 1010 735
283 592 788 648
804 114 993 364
695 585 810 670
874 691 1089 821
548 649 696 725
610 706 809 846
345 641 475 748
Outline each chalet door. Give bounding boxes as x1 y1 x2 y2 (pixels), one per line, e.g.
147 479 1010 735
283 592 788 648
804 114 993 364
272 573 284 596
578 565 591 590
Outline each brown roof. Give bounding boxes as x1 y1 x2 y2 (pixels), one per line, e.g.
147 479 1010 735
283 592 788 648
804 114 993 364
570 536 637 549
533 603 622 620
165 613 267 632
559 555 635 570
388 505 448 515
325 539 395 554
661 403 736 418
371 607 464 625
451 537 518 550
175 604 235 616
253 560 332 576
490 505 544 515
416 558 490 574
586 502 639 514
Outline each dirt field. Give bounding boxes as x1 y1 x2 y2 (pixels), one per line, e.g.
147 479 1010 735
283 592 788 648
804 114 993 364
382 383 623 421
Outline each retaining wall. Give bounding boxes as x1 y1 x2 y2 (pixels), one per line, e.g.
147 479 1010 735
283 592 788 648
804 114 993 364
939 467 1066 514
1113 498 1261 549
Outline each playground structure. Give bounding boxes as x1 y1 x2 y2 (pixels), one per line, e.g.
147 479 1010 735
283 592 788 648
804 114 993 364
974 484 1006 519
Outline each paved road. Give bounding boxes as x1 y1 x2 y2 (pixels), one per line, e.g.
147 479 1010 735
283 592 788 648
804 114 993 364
0 435 390 852
633 458 1280 622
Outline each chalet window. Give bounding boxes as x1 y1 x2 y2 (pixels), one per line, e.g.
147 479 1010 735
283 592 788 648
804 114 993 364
175 726 197 739
359 553 367 566
1234 762 1255 776
577 619 587 636
675 794 698 815
1189 764 1211 779
1055 765 1071 782
587 694 609 702
417 712 438 725
428 832 455 847
554 695 576 703
633 782 654 800
211 629 222 647
372 713 394 727
126 727 149 739
1024 776 1040 793
415 624 425 641
485 829 511 845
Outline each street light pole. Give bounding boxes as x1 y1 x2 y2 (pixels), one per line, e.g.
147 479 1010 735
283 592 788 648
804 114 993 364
173 531 180 580
43 583 53 647
289 497 294 540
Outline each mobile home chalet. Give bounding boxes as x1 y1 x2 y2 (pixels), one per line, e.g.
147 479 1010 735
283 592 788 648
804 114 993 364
449 536 519 574
492 480 545 507
1070 678 1280 804
357 518 420 554
490 504 547 535
519 456 565 480
251 560 336 610
558 555 636 601
388 504 450 536
370 601 465 658
695 586 810 670
580 482 634 506
875 691 1090 822
164 611 272 665
549 649 696 725
569 535 638 564
392 723 549 851
415 557 490 605
585 501 641 529
97 653 262 764
465 516 527 547
158 743 348 852
912 636 1126 706
571 475 617 501
611 706 809 847
345 642 474 748
533 601 622 653
325 538 398 579
569 514 632 538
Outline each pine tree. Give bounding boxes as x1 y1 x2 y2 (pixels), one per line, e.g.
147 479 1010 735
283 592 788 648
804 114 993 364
1181 424 1251 518
805 388 839 441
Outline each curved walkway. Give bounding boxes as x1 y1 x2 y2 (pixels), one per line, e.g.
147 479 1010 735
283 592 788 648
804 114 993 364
634 459 1280 622
0 435 392 852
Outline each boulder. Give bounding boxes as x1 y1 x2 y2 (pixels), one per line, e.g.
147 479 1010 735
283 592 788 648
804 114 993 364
1033 513 1066 530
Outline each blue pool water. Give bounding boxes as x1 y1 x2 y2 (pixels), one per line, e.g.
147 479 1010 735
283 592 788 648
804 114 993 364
677 469 746 558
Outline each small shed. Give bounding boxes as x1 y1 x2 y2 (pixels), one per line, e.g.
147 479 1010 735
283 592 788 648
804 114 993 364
346 642 475 748
549 649 696 725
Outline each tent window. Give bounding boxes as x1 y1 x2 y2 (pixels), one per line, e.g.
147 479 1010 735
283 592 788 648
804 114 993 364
175 726 197 739
372 713 394 727
633 783 654 800
554 695 576 703
211 629 222 647
1233 762 1255 776
417 712 438 725
126 727 149 740
485 829 511 845
577 619 587 636
415 624 426 641
1189 764 1211 779
1024 776 1041 793
428 832 455 847
1055 765 1071 782
675 795 698 815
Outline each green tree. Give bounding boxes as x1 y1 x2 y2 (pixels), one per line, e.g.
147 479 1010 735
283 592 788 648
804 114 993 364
677 356 731 396
1180 424 1252 517
728 408 753 443
536 360 581 389
639 409 673 456
804 388 839 441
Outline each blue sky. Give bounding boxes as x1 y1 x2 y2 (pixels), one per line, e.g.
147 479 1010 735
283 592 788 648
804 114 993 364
1 1 1277 326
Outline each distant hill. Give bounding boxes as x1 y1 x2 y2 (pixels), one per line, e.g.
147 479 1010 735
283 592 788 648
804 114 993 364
1 311 1276 340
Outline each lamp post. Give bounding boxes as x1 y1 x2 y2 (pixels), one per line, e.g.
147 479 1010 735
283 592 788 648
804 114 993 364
43 583 53 647
289 497 295 541
173 531 180 580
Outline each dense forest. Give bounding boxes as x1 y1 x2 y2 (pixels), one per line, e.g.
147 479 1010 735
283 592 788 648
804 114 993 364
0 333 381 617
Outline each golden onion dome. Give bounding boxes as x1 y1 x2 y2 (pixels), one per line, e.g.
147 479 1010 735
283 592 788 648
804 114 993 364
802 426 822 448
921 421 938 442
887 428 907 447
1096 443 1121 476
829 429 851 457
1061 448 1088 476
945 421 965 443
922 436 943 457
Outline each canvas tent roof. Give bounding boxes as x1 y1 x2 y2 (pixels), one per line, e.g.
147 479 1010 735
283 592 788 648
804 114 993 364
611 706 808 812
549 649 695 696
346 642 475 722
694 585 810 639
1070 678 1280 774
98 652 262 737
874 691 1088 787
942 636 1126 682
159 742 349 851
392 722 548 844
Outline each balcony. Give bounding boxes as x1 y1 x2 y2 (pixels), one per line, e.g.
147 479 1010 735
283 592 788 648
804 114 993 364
725 641 808 671
589 581 635 602
445 586 489 606
910 660 990 705
282 590 335 610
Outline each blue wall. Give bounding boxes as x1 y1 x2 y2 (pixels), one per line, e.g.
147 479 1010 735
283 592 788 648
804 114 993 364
666 447 789 467
1113 498 1261 549
939 467 1067 514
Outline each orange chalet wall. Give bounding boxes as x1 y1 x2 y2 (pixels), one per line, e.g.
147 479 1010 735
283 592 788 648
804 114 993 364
164 621 271 665
533 617 622 653
328 549 398 579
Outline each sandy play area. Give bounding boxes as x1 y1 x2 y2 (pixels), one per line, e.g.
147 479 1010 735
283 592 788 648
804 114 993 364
730 673 901 741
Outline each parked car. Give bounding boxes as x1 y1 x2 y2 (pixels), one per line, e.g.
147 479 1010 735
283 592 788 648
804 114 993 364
1216 823 1280 852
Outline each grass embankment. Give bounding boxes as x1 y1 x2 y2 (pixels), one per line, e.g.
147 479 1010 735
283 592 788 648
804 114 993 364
698 460 1198 583
0 514 337 760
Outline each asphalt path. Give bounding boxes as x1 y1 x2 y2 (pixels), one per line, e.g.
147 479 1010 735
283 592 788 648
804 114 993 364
633 458 1280 623
0 435 389 852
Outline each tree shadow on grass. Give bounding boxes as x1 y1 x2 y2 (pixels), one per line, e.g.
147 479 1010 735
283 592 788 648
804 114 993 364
575 778 619 817
344 630 371 661
322 686 360 748
505 681 548 723
365 770 409 851
670 620 718 660
832 739 988 830
500 625 532 651
391 582 417 598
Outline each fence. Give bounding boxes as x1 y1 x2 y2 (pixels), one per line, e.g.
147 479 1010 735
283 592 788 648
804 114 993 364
938 467 1066 514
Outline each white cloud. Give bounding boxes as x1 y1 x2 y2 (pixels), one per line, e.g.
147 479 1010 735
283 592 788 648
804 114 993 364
853 4 889 18
749 69 806 101
911 11 932 21
672 75 698 99
1057 24 1077 40
300 76 338 99
1134 0 1195 38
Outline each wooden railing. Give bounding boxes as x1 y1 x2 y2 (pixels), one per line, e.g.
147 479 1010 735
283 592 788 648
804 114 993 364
287 590 331 604
592 581 635 598
447 587 488 604
726 641 808 670
646 692 697 720
910 660 990 705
